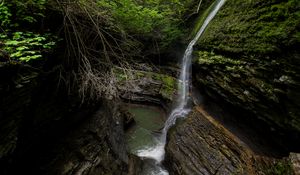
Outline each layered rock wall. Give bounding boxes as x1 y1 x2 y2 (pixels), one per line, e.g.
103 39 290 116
165 106 293 175
0 64 128 175
193 0 300 147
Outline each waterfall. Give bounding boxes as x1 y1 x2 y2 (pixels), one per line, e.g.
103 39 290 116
164 0 227 132
136 0 226 174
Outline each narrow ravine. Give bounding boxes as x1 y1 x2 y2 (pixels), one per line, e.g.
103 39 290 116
1 0 299 175
133 0 227 174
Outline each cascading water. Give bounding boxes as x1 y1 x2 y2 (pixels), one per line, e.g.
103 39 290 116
136 0 226 174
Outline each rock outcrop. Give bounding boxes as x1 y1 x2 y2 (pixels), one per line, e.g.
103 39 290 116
0 64 128 175
29 100 128 175
193 0 300 148
165 106 293 175
114 67 177 106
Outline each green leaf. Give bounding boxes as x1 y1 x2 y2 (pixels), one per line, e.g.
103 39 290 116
5 40 20 46
11 51 23 58
16 46 29 51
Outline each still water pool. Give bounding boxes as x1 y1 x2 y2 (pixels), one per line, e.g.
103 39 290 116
125 104 166 154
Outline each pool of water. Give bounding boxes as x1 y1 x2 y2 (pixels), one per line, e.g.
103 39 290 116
125 104 166 155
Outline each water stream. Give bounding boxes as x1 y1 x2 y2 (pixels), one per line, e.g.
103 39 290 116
130 0 226 174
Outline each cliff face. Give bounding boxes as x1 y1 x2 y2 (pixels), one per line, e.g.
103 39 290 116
0 64 128 175
164 1 300 174
28 101 129 175
193 0 300 146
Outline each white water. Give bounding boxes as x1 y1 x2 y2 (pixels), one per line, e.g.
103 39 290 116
136 0 226 174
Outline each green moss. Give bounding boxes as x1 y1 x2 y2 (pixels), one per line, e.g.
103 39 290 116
113 67 177 101
195 51 279 103
197 0 300 55
190 0 216 39
153 72 177 100
160 83 176 100
265 160 293 175
160 76 175 88
192 0 300 132
196 51 243 65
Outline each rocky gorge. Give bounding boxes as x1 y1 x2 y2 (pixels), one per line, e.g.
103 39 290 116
165 0 300 174
0 62 175 174
0 0 300 174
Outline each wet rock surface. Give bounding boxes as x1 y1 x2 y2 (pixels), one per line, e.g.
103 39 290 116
3 100 128 175
193 0 300 149
32 101 128 175
165 106 293 175
165 107 249 174
128 155 144 175
0 64 128 175
114 68 177 106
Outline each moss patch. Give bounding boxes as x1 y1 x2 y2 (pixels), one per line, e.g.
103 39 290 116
197 0 300 55
192 0 300 133
113 67 177 101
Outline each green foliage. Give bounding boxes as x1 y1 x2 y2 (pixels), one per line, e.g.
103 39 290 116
95 0 196 48
1 32 57 62
97 0 164 34
0 0 58 62
0 0 46 27
0 1 11 26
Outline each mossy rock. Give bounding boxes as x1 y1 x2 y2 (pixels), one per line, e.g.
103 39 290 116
197 0 300 55
192 0 300 137
113 67 177 102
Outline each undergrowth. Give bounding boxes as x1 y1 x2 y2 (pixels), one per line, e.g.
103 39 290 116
0 0 199 102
